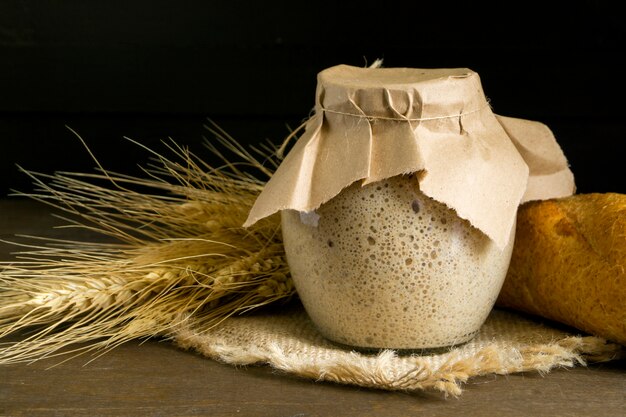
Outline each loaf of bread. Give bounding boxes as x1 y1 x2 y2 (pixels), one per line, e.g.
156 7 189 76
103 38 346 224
496 193 625 345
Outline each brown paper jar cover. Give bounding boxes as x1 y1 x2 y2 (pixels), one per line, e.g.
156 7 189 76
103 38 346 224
245 65 575 248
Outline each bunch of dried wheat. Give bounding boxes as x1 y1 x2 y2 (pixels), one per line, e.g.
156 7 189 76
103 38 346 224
0 124 295 365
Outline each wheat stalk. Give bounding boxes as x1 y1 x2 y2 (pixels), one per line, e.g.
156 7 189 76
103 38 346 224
0 124 295 365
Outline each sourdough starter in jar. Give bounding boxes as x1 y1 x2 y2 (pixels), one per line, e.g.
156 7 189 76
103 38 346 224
281 175 515 349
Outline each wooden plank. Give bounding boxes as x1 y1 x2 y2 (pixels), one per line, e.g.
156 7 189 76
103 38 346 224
0 333 624 417
1 199 624 416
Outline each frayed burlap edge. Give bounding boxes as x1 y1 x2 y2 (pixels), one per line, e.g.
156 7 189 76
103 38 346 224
173 308 623 397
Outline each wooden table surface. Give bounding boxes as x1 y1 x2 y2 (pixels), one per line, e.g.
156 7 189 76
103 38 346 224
1 199 624 417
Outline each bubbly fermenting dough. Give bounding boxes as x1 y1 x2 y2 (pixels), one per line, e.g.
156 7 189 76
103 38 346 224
281 175 515 349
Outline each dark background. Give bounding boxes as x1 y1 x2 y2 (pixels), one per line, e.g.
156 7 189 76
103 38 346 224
1 0 624 196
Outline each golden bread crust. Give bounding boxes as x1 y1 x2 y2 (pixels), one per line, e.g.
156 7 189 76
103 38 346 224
497 193 625 345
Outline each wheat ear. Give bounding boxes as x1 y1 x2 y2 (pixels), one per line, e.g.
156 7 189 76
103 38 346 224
0 125 295 365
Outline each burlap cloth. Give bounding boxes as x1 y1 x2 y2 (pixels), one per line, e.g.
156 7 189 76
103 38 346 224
174 303 623 396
